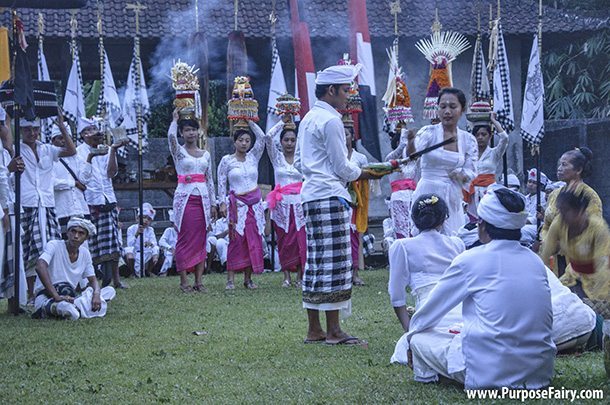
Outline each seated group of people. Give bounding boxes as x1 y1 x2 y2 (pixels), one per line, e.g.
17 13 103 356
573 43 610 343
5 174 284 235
388 185 601 390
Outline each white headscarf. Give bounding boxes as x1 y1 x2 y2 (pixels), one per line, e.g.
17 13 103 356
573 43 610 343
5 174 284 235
19 118 41 127
67 217 97 236
527 168 548 187
315 63 362 85
51 122 72 139
138 202 156 220
478 184 528 230
78 116 102 135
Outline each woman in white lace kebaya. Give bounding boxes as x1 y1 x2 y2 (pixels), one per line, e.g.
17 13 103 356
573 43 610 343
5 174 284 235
252 120 305 288
407 88 478 236
463 113 508 221
168 110 217 293
385 127 420 239
218 121 266 290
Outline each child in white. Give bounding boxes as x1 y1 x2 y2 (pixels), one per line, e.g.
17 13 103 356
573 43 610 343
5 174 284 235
126 203 159 277
206 217 229 265
33 217 115 320
158 210 178 276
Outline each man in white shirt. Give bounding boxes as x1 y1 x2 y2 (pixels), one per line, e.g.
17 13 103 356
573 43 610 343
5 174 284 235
295 64 383 345
51 123 92 235
521 168 548 245
405 185 555 389
32 217 114 320
75 117 128 289
20 115 77 304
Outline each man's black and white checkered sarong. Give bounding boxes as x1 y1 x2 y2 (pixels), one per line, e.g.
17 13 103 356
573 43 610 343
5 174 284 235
302 197 352 306
22 207 61 275
89 207 122 265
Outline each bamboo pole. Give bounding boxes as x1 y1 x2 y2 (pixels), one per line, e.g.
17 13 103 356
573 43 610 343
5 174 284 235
536 0 543 240
11 10 22 315
126 2 146 275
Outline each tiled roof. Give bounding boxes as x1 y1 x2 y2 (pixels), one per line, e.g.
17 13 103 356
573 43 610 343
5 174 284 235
1 0 607 40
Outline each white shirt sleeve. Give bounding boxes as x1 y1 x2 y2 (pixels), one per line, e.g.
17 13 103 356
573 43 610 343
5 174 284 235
82 249 95 278
39 239 58 266
388 241 411 307
325 118 361 182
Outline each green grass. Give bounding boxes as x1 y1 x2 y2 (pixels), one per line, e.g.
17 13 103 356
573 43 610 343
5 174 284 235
0 269 608 404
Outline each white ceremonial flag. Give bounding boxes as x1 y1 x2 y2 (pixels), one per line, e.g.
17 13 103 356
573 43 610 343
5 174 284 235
492 24 515 133
63 50 86 136
37 42 54 142
120 49 150 158
520 35 544 146
265 38 287 133
97 50 123 128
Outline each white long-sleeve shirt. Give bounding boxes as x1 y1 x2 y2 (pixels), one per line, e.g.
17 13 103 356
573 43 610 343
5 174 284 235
53 155 92 219
158 227 177 253
76 144 117 205
20 141 62 208
126 225 159 256
295 100 361 203
407 240 556 390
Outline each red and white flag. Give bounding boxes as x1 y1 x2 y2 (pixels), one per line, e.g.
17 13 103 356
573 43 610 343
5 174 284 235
348 0 381 161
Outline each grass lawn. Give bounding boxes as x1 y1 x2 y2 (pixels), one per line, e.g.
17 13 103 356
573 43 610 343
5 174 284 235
1 269 608 404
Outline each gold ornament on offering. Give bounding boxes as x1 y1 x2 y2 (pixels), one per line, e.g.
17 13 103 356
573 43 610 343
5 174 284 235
227 76 259 122
170 60 201 121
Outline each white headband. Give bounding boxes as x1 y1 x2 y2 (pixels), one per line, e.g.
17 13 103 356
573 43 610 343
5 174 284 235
315 63 362 85
478 185 528 230
67 217 97 236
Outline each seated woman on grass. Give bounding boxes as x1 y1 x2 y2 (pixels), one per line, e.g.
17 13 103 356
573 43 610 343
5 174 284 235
33 217 116 320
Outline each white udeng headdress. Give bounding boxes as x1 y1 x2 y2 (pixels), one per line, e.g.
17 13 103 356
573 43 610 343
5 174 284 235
315 63 362 85
67 217 97 236
478 185 528 230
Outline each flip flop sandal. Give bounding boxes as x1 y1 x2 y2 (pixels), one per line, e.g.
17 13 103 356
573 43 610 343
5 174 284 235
180 285 194 293
303 337 327 344
225 281 235 290
282 280 292 288
244 280 258 290
193 284 208 293
325 336 366 346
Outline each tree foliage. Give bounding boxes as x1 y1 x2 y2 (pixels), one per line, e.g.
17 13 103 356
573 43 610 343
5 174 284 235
542 29 610 119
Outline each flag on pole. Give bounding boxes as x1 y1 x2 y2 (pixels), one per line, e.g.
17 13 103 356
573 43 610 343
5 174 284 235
470 34 490 102
265 37 287 133
348 0 381 161
97 50 123 128
288 0 316 118
492 24 515 133
63 47 86 134
37 39 54 142
520 35 544 146
120 47 150 158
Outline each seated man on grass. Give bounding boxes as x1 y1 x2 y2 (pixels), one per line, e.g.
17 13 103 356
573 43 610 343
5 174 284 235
405 185 556 389
33 217 115 320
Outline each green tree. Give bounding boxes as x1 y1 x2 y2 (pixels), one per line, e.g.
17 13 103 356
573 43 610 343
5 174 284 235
543 29 610 119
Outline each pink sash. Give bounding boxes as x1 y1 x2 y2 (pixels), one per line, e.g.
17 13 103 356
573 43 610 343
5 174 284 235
229 188 262 237
391 178 417 193
177 174 207 184
266 182 302 210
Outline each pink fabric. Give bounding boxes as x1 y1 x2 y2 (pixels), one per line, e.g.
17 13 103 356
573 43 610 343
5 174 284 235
350 228 359 270
266 182 303 210
227 189 264 273
274 207 306 271
175 195 207 272
177 174 207 184
391 178 417 193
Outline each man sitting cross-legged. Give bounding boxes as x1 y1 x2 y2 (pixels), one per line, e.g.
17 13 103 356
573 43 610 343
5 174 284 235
403 185 556 389
33 217 115 320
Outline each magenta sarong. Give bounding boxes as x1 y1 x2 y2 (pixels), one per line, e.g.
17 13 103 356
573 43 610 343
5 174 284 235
175 195 207 272
227 188 264 274
273 207 306 272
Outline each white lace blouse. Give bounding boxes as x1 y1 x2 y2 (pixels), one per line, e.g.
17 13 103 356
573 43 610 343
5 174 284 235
168 121 216 232
217 121 266 236
476 132 508 176
255 121 305 232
